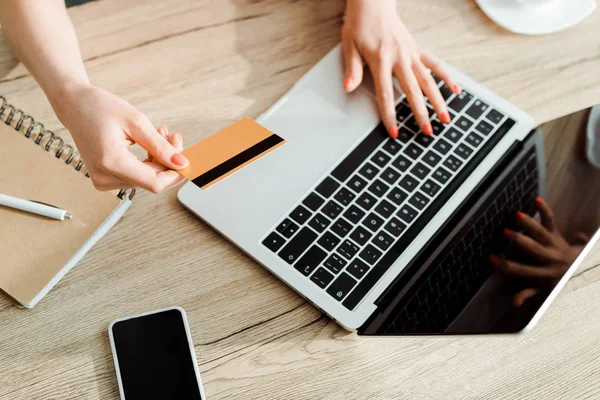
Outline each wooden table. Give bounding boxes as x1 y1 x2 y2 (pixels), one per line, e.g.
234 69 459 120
1 1 599 398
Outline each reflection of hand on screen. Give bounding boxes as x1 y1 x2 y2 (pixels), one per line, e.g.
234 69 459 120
488 197 589 307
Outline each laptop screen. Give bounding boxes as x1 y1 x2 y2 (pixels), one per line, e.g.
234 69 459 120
363 128 600 335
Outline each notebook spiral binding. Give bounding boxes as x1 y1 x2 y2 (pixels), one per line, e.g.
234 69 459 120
0 95 135 201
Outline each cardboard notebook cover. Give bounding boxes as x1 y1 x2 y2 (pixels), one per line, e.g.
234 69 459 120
0 119 132 308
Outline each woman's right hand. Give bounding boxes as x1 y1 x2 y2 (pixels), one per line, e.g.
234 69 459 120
51 82 188 193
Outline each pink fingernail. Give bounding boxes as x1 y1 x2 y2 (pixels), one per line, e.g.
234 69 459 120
440 112 451 124
452 84 462 95
344 77 354 92
171 153 189 167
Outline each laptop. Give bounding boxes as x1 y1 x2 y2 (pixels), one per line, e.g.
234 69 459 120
179 44 600 334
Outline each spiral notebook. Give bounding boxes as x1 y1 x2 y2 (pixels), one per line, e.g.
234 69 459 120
0 96 134 308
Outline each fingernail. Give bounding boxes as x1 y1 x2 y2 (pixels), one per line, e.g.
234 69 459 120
389 125 398 139
344 77 354 92
171 153 189 167
516 211 525 221
452 84 462 94
488 255 501 266
503 228 513 238
516 298 525 307
422 123 433 136
440 112 451 124
535 196 544 206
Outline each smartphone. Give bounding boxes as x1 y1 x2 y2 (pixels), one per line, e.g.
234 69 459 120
108 306 206 400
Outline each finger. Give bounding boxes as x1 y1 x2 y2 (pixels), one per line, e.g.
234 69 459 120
127 116 189 170
371 56 399 138
421 52 461 95
514 288 540 307
504 229 555 262
170 132 184 152
394 61 431 136
516 210 554 245
413 62 450 124
570 232 590 245
534 197 556 232
342 39 364 92
157 125 170 139
110 151 184 194
488 255 558 281
90 175 136 192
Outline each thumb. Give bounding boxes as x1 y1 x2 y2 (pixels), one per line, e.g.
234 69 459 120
128 116 189 170
342 40 363 92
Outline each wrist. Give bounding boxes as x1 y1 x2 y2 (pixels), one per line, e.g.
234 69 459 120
45 76 91 124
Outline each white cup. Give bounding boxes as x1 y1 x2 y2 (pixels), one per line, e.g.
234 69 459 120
514 0 560 6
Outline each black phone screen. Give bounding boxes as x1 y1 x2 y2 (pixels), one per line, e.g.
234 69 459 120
111 309 203 400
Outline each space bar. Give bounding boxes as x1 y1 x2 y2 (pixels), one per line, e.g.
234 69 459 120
342 118 516 311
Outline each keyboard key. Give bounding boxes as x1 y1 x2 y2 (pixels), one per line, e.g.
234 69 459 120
448 91 473 113
475 120 494 136
384 217 406 237
420 179 441 197
289 205 312 225
430 119 446 136
405 116 420 133
350 226 372 246
359 162 380 181
485 108 505 124
322 201 343 219
337 240 360 260
263 232 286 252
334 187 356 206
415 134 434 148
396 102 412 123
455 143 474 160
443 155 463 172
324 253 347 274
427 105 435 117
387 187 408 205
359 244 382 265
277 218 299 238
432 167 452 184
278 227 318 264
399 175 419 193
294 245 327 276
326 273 357 301
397 127 413 143
380 167 401 185
422 151 442 168
392 154 412 172
409 192 430 210
303 193 324 212
466 99 489 120
347 259 370 280
372 231 394 251
404 144 423 160
375 199 396 219
315 177 340 198
308 213 331 233
348 175 368 193
318 232 341 252
465 132 484 148
382 139 402 155
444 127 462 143
439 83 454 101
344 205 366 224
368 179 390 197
356 192 377 211
455 116 474 132
363 212 385 232
398 204 418 223
433 138 452 155
371 150 391 168
332 124 389 182
410 162 431 180
331 218 352 238
310 267 334 288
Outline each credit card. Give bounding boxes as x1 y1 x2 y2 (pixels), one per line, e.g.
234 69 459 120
178 118 285 189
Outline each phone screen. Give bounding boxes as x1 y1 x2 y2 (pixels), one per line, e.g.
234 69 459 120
110 308 203 400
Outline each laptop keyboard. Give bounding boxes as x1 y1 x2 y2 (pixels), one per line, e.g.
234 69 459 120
262 77 517 310
382 149 539 334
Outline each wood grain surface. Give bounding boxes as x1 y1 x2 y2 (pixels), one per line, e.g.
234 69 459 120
0 1 599 399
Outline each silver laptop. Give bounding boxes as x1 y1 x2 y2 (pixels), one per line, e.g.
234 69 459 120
179 44 600 334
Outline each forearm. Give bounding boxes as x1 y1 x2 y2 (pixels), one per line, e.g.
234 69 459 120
0 0 88 108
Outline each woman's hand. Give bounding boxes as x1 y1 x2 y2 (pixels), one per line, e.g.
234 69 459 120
52 82 188 193
488 197 589 306
342 0 461 138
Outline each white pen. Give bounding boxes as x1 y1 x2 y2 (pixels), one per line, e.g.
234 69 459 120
0 193 72 221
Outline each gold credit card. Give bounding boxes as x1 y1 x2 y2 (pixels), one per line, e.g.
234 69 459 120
178 118 285 189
